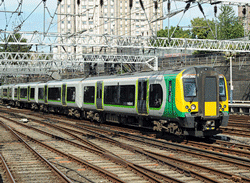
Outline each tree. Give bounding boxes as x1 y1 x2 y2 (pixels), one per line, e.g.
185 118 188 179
217 5 244 40
191 18 215 39
0 33 32 59
157 26 190 39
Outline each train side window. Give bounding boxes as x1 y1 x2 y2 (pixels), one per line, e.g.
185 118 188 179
14 88 17 98
30 88 35 99
104 86 119 105
48 87 61 101
168 81 172 103
120 85 135 106
38 88 44 100
3 89 7 97
149 84 163 108
67 87 75 102
84 86 95 103
20 88 27 98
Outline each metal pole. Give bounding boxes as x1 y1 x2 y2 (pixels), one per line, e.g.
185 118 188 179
230 56 233 103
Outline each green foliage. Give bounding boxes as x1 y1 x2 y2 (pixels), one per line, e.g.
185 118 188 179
157 26 191 38
190 17 215 39
0 33 32 53
217 5 244 40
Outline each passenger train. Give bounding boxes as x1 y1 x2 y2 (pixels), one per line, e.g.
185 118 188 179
0 66 229 137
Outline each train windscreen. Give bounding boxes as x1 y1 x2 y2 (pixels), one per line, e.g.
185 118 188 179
183 78 196 97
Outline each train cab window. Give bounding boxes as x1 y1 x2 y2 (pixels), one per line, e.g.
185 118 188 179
38 88 44 100
104 86 118 105
14 88 17 98
120 85 135 106
84 86 95 103
48 87 61 101
219 78 226 97
20 88 27 98
183 78 196 97
30 88 35 99
149 84 163 108
67 87 75 102
3 89 7 97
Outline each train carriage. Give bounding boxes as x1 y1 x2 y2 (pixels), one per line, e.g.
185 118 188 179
0 66 229 137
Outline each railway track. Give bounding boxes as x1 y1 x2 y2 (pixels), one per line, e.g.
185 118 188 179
2 108 250 182
0 120 72 183
0 113 187 183
2 106 250 155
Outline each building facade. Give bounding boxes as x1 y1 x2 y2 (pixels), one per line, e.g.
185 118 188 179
238 5 250 37
57 0 163 54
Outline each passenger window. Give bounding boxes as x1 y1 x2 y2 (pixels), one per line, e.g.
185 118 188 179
104 85 135 106
149 84 163 108
84 86 95 103
48 87 61 101
67 87 75 102
38 88 44 100
104 86 118 105
20 88 27 98
3 89 7 97
120 85 135 106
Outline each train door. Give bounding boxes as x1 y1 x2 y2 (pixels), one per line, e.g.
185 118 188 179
7 87 10 99
18 87 20 100
137 78 148 114
96 81 103 110
61 84 67 106
28 86 30 101
196 67 219 118
44 85 48 104
204 76 218 117
167 79 173 115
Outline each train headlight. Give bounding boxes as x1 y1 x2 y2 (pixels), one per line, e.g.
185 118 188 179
219 104 222 109
191 104 196 110
223 105 226 108
185 105 189 109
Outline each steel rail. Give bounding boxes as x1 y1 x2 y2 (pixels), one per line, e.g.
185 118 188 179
0 153 16 183
0 114 183 183
20 112 250 171
0 121 73 183
23 113 250 183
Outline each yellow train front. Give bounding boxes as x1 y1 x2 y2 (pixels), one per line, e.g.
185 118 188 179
172 66 229 137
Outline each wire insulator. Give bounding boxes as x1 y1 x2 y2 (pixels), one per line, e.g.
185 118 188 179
184 2 191 13
129 0 133 9
167 0 170 12
214 5 217 17
42 0 46 2
198 3 204 16
139 0 145 11
77 0 80 6
154 0 158 10
100 0 103 7
58 0 62 3
242 6 246 16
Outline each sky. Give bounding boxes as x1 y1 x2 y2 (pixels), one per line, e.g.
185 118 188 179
0 0 240 33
